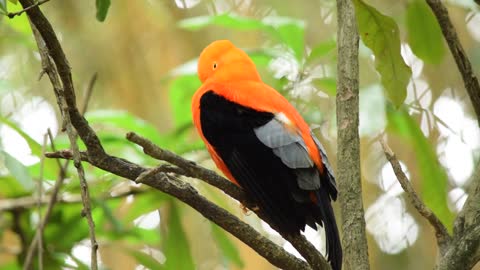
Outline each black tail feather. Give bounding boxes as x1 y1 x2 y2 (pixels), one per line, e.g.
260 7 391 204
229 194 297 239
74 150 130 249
314 189 342 270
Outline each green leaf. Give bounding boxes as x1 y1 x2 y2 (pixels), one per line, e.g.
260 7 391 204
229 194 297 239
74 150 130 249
0 0 7 13
164 201 195 270
122 191 167 223
0 176 30 197
0 116 61 180
0 116 42 155
169 75 201 128
307 39 337 63
353 0 411 107
312 77 337 96
387 106 454 230
86 110 163 144
7 0 17 4
44 204 89 252
262 16 305 60
129 249 165 270
1 151 35 191
178 14 265 31
95 0 111 22
406 0 445 64
211 224 244 268
178 14 305 60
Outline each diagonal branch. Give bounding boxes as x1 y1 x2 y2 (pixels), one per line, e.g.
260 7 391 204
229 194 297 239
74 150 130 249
23 11 99 270
126 132 331 270
379 138 451 254
426 0 480 125
45 149 312 270
19 0 329 269
47 132 331 270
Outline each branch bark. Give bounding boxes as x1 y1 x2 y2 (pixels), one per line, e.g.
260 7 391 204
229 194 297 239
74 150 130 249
380 138 451 254
438 164 480 270
19 0 329 269
426 0 480 125
336 0 370 269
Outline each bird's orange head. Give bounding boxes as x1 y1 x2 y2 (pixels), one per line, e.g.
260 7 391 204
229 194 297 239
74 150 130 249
198 40 261 84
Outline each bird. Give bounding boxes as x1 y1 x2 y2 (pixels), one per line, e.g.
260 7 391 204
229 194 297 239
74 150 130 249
191 40 342 270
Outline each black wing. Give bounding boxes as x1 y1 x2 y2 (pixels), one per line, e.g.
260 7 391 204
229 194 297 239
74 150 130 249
199 90 342 270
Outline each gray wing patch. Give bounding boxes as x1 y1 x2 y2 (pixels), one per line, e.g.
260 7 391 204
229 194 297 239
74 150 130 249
272 142 313 169
254 119 312 169
254 119 300 148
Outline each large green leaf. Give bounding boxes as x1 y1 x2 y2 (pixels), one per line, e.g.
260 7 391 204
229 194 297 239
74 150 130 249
353 0 411 107
406 0 445 64
179 14 305 60
1 150 35 192
95 0 111 22
163 201 195 270
387 106 454 230
211 224 244 268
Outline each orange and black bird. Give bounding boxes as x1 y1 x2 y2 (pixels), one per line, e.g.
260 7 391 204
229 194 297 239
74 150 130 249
192 40 342 270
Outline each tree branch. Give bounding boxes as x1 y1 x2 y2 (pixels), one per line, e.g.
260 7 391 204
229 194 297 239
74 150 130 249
336 0 370 269
379 138 451 254
7 0 51 19
426 0 480 125
21 5 99 268
19 0 329 269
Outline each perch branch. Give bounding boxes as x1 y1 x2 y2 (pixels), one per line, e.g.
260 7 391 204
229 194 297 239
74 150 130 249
426 0 480 125
20 0 328 268
379 138 451 253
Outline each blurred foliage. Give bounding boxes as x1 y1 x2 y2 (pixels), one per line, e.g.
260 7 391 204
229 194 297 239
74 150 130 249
0 0 479 270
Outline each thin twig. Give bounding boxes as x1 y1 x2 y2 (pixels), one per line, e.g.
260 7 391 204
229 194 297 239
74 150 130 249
426 0 480 125
7 0 51 18
81 73 97 115
37 133 47 270
379 138 451 253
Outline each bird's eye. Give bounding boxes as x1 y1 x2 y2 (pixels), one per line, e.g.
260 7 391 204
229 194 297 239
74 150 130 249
213 62 217 70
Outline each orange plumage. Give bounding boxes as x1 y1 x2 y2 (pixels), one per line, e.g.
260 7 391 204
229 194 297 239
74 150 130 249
192 40 342 270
